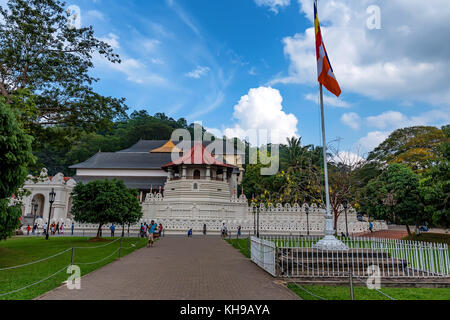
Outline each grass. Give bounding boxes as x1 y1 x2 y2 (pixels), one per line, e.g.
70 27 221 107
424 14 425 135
403 233 450 246
0 236 148 300
226 238 251 258
287 283 450 300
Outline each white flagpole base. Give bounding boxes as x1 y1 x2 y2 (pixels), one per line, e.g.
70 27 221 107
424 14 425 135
313 235 348 250
313 213 348 250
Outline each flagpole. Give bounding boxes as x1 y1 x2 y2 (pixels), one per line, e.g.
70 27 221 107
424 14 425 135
314 85 348 250
319 84 331 219
313 0 347 250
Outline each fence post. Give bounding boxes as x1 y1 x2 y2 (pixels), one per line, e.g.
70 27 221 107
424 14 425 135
71 247 75 266
119 237 123 259
349 271 354 300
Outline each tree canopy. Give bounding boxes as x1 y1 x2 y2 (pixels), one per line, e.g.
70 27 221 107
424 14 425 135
362 163 424 235
70 179 142 237
367 126 447 172
0 0 127 152
0 100 35 240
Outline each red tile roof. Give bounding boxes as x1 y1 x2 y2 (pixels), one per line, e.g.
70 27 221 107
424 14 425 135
162 143 234 169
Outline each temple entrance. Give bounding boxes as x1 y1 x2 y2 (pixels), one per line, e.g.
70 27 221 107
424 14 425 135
31 194 45 219
193 169 201 180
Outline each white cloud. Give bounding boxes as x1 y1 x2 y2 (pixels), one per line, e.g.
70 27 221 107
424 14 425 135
341 112 361 130
331 151 364 165
185 66 210 79
357 131 390 152
254 0 291 14
142 39 161 52
366 110 450 130
272 0 450 106
305 93 350 108
223 87 299 144
99 33 120 49
86 10 105 21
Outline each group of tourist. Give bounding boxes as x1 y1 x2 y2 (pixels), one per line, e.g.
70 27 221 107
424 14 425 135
139 221 163 248
25 224 38 236
26 222 69 236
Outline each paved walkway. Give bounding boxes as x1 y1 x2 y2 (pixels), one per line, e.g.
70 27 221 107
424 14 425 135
37 236 299 300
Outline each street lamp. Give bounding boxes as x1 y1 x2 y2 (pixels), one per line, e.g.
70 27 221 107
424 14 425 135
305 205 310 236
32 201 38 231
342 199 349 237
45 188 56 240
253 205 256 236
257 204 260 238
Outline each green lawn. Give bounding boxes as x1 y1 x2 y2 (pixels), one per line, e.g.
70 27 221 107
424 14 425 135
0 236 148 300
226 238 251 258
403 233 450 246
288 283 450 300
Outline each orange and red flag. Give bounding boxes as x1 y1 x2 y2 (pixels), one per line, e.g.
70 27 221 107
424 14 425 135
314 1 341 97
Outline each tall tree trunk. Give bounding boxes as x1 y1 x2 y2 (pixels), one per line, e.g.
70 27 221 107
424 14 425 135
405 224 412 237
97 224 103 238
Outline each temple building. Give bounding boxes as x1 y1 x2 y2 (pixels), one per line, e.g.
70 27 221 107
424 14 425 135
16 139 387 235
69 139 245 202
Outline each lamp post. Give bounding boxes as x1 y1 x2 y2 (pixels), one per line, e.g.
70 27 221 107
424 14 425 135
257 204 260 238
32 201 38 230
305 206 310 236
45 188 56 240
342 199 349 237
253 205 256 236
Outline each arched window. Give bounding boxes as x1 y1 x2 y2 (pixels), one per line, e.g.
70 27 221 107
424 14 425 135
193 183 198 190
194 170 201 180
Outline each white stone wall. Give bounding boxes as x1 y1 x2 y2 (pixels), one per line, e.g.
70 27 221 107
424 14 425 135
15 169 388 236
141 193 388 235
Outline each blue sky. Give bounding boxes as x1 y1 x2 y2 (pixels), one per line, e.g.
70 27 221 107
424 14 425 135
68 0 450 158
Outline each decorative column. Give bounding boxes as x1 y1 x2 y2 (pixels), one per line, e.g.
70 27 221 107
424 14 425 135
206 166 211 180
182 165 187 179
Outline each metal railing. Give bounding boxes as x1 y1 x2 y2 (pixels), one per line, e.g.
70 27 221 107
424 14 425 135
255 235 450 278
250 236 276 276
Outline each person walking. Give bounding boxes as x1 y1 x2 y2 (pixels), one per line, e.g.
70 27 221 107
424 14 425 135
237 226 242 238
32 224 37 235
187 228 193 238
148 220 156 247
221 223 226 238
71 222 74 236
43 223 47 236
203 224 207 235
369 221 374 233
60 223 64 235
26 225 31 235
158 223 163 237
110 224 115 237
56 222 60 235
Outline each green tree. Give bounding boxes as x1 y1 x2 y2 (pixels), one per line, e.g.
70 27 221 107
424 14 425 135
0 0 127 148
70 180 142 238
368 126 446 172
362 163 424 236
0 101 35 240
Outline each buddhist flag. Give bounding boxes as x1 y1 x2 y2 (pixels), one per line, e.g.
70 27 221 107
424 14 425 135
314 1 341 97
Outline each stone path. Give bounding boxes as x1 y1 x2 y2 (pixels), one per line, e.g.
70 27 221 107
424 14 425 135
37 236 299 300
